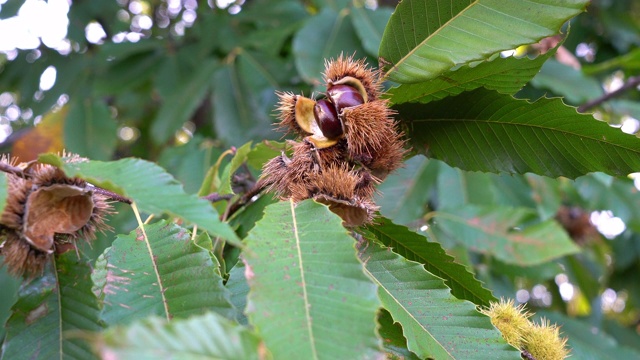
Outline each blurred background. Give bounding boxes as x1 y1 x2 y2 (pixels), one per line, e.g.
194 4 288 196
1 0 640 356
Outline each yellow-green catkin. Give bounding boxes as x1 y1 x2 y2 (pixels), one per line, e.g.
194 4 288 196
522 318 570 360
482 299 570 359
481 298 531 348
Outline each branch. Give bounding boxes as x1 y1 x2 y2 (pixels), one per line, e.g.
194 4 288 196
91 187 132 204
521 350 536 360
226 180 267 219
201 193 234 203
577 75 640 113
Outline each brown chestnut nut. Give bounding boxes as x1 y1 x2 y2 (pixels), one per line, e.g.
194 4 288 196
313 99 343 139
327 84 365 111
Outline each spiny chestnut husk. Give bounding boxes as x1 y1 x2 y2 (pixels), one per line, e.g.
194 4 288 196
323 54 383 102
0 155 113 277
263 55 406 226
261 139 348 202
341 100 406 179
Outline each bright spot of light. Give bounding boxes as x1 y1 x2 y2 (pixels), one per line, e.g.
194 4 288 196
501 49 516 57
128 0 143 14
559 283 574 301
632 173 640 191
516 289 530 303
0 0 70 52
0 92 14 107
39 66 57 91
600 288 626 313
604 71 625 93
419 225 429 232
118 126 139 142
126 32 142 42
620 115 640 134
5 105 20 121
216 0 236 7
182 9 197 24
85 22 107 44
590 211 626 239
576 42 596 62
531 284 552 306
134 15 153 30
0 123 12 142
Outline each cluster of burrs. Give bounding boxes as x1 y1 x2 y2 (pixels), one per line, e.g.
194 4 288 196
261 55 406 226
0 154 115 277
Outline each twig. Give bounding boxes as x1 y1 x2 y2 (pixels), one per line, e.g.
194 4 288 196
0 162 32 179
202 193 234 203
578 75 640 113
91 187 132 204
521 350 536 360
225 180 268 219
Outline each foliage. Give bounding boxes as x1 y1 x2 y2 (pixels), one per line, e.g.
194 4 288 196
1 0 640 359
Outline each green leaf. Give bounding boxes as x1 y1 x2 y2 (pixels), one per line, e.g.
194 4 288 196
395 88 640 178
0 267 20 341
293 8 367 84
377 309 421 360
350 6 393 57
95 312 262 359
245 140 286 171
219 141 253 195
158 136 222 194
244 200 381 359
379 0 589 83
0 0 24 19
97 221 234 326
2 252 102 360
229 192 277 241
575 174 640 229
211 60 278 146
435 161 501 209
64 97 118 160
362 217 496 307
360 237 519 359
226 261 249 325
431 205 580 265
375 155 437 225
582 47 640 75
530 59 603 104
150 59 218 145
38 154 240 245
387 51 556 105
94 47 164 95
0 172 8 214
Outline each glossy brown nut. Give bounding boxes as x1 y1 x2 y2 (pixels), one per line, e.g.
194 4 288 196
327 84 365 111
313 99 343 139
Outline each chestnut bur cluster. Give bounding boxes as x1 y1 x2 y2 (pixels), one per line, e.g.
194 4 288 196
0 154 114 277
261 56 406 226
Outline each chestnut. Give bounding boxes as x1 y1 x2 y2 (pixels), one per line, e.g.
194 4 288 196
327 84 365 111
313 99 343 139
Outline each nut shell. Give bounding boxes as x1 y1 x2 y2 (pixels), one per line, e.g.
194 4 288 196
327 84 365 111
314 99 343 139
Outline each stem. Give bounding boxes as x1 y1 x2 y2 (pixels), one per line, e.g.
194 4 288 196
91 187 132 204
578 75 640 113
202 193 234 203
0 162 32 179
225 180 268 219
521 350 536 360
